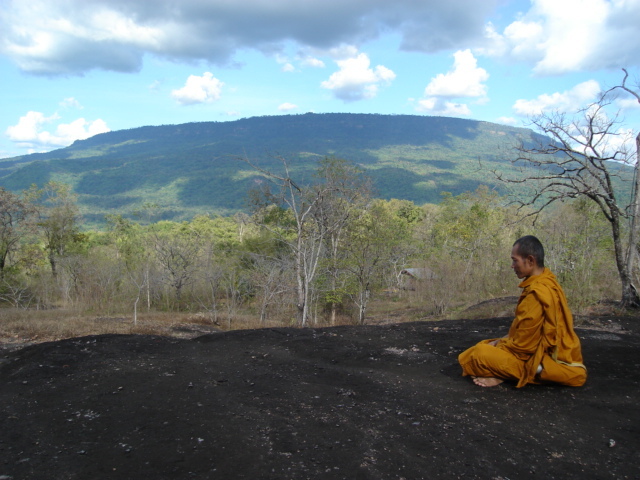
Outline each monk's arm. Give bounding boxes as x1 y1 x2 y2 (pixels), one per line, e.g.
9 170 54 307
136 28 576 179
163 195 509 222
497 292 544 358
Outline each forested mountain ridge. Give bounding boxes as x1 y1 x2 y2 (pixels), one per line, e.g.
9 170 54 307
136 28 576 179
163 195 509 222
0 113 541 224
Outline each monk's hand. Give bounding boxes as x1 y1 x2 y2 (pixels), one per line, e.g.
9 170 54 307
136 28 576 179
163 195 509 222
488 339 499 346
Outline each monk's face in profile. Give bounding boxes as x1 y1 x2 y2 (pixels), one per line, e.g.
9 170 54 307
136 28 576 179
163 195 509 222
510 245 536 279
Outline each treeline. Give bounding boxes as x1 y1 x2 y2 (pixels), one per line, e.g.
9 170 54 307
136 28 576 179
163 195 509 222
0 161 619 326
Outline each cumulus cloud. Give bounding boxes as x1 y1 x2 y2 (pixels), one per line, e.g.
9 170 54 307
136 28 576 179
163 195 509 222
484 0 640 74
321 51 395 101
278 103 298 112
0 0 499 75
416 49 488 117
5 110 110 151
512 80 601 116
425 49 489 98
171 72 224 105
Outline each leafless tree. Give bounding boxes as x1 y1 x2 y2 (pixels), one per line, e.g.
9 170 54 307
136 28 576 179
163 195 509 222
497 70 640 306
249 252 292 325
246 156 369 326
0 277 34 308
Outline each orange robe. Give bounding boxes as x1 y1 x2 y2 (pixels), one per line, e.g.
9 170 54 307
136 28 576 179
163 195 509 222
458 268 587 387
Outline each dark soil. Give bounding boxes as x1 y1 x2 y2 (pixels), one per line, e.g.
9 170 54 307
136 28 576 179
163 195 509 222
1 316 639 480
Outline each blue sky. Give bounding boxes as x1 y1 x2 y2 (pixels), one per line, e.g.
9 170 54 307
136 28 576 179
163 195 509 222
1 0 639 159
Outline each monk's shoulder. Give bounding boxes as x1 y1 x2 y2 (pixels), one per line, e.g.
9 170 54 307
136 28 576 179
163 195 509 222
527 277 562 305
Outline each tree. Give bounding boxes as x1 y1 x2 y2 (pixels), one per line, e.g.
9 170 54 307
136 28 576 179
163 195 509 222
26 182 84 277
497 71 640 306
0 188 36 277
313 158 371 324
151 221 202 306
247 156 370 326
417 187 516 314
341 200 407 324
538 198 617 309
107 214 150 323
252 254 292 325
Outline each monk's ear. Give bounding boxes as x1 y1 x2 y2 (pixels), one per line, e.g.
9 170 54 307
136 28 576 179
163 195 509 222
527 255 537 266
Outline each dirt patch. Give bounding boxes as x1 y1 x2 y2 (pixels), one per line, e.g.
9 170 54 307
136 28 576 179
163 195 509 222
1 316 639 479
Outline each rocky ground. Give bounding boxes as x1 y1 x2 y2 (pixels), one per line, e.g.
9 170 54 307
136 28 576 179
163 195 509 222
0 315 638 479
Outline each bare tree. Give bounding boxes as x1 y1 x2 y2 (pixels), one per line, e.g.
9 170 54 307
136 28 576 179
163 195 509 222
247 156 369 326
0 277 34 308
497 70 640 306
249 253 292 325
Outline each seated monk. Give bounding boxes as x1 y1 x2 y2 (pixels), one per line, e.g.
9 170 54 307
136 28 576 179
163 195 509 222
458 235 587 388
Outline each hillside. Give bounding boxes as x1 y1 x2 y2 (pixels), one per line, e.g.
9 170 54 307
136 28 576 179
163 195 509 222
0 113 544 224
1 316 638 479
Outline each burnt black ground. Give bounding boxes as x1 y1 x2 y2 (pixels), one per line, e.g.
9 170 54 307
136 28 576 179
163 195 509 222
0 316 639 480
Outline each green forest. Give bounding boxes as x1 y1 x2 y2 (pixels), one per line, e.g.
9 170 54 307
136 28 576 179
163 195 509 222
0 158 622 341
0 114 549 226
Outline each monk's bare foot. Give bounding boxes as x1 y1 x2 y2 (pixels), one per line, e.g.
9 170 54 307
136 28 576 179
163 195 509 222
472 376 504 387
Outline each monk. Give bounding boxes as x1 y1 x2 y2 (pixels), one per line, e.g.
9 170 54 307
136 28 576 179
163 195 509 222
458 235 587 388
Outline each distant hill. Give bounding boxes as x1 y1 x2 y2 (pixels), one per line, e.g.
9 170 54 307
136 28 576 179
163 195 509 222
0 113 547 225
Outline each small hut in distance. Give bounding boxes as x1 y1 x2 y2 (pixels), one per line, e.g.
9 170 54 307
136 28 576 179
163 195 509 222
399 267 437 290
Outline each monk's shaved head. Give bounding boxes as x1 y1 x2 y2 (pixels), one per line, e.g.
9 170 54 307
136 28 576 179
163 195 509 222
513 235 545 268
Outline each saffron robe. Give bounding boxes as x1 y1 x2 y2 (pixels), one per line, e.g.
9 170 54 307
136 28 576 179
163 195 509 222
458 268 587 387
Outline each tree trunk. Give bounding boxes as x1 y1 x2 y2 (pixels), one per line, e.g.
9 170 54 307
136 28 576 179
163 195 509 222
49 252 57 277
621 133 640 307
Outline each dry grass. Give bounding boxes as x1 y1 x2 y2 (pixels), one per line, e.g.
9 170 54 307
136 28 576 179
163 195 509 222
0 309 217 345
1 293 621 351
0 297 435 348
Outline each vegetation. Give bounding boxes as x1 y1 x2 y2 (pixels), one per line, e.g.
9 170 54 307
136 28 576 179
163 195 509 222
0 114 552 226
497 70 640 305
0 166 622 343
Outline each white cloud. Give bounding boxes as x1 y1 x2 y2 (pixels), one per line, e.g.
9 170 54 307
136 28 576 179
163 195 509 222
415 49 487 117
275 50 325 71
485 0 640 74
327 44 360 60
512 80 601 116
59 97 83 109
6 111 58 143
5 110 110 150
496 116 518 126
0 0 500 75
300 56 325 68
171 72 224 105
424 49 489 98
321 51 395 101
618 96 640 110
278 103 298 112
415 98 471 117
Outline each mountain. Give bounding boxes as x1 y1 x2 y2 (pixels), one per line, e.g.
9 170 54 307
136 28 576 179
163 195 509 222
0 113 541 225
